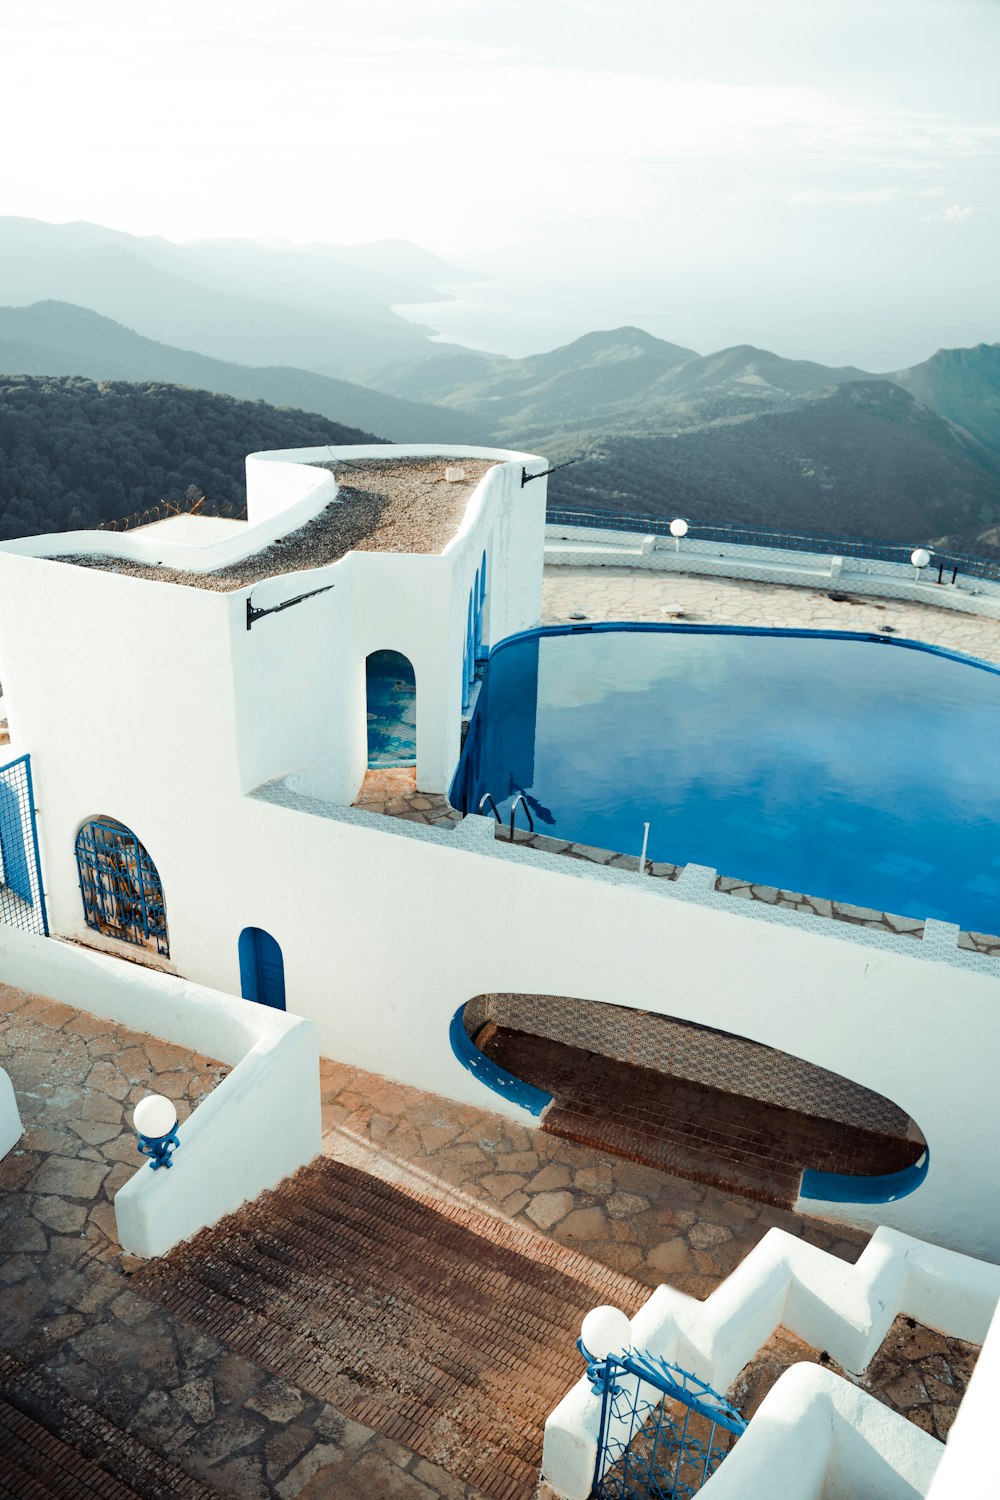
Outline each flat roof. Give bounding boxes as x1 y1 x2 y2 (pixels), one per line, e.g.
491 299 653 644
48 457 498 590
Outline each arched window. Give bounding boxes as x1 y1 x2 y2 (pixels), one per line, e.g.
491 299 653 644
238 927 286 1010
75 818 168 956
366 650 416 767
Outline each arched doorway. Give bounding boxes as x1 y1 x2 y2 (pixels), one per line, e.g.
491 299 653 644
366 650 416 767
238 927 286 1010
75 817 168 956
452 995 926 1210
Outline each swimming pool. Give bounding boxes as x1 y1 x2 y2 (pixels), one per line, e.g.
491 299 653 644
451 624 1000 933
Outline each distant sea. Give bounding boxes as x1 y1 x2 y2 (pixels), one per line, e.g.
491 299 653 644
392 282 628 359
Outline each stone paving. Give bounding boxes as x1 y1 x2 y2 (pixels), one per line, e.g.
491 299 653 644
319 1056 868 1299
541 564 1000 665
0 988 487 1499
354 766 461 828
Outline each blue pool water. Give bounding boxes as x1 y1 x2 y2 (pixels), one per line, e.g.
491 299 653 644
451 625 1000 932
367 650 416 767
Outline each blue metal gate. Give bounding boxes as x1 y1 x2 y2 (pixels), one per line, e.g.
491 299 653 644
75 819 168 956
0 755 48 936
587 1347 746 1498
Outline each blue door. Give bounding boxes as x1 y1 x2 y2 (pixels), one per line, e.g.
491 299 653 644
238 927 286 1010
0 780 32 906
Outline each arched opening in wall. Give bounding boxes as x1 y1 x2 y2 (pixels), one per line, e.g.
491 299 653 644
75 817 169 957
366 650 416 768
238 926 286 1010
452 995 927 1210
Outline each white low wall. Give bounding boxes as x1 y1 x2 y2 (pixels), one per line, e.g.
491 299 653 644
0 927 322 1258
0 1066 22 1159
700 1363 942 1500
545 525 1000 620
543 1225 1000 1499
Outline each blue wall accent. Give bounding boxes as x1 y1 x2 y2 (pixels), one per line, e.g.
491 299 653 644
239 926 287 1010
449 1006 553 1116
800 1148 929 1205
0 780 32 905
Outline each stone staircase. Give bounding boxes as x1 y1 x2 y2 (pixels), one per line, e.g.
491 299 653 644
0 1351 210 1500
135 1157 648 1500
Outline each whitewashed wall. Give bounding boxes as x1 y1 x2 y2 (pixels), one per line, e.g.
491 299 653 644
542 1223 1000 1498
0 1066 22 1159
2 445 1000 1263
0 927 321 1257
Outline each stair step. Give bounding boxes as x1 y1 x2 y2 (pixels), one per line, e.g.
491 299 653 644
0 1352 210 1500
135 1155 647 1500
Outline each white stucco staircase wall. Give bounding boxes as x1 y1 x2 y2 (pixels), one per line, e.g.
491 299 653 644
0 1066 22 1159
0 927 321 1258
542 1225 1000 1500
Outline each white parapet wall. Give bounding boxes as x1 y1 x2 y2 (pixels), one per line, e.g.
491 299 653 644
542 1224 1000 1499
0 927 322 1258
0 1066 22 1159
545 524 1000 620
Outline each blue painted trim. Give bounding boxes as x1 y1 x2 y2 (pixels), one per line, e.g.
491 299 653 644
449 1006 553 1116
24 756 49 937
484 620 1000 679
801 1147 929 1205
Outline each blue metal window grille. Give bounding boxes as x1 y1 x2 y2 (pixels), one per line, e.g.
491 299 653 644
0 755 48 936
586 1345 746 1499
75 819 169 956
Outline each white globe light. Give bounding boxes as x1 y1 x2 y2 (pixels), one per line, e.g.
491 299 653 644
911 548 931 569
581 1305 632 1360
133 1093 177 1140
669 518 689 539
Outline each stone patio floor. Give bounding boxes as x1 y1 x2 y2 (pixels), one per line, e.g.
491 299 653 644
541 564 1000 665
0 987 980 1495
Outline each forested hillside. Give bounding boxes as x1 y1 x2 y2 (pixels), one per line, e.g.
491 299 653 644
0 376 381 540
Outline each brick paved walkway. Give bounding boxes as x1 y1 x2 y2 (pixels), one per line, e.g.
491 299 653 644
482 1026 923 1209
134 1158 648 1500
319 1056 869 1297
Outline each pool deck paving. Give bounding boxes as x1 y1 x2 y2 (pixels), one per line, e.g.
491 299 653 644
0 988 980 1495
541 565 1000 665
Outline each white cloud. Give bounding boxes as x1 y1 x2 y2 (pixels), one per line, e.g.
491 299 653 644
921 203 979 222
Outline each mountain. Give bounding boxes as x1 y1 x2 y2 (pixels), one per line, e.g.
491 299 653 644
0 302 491 445
370 327 873 444
0 218 483 376
543 380 1000 543
892 344 1000 456
0 376 381 540
363 326 1000 544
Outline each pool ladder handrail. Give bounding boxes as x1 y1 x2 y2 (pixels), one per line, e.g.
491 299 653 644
509 793 534 841
477 791 535 841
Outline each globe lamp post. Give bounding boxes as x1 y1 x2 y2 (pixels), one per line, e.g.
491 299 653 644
133 1093 180 1170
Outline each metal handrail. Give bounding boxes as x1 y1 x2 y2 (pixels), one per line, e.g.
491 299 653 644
546 506 1000 583
509 794 534 841
478 792 501 822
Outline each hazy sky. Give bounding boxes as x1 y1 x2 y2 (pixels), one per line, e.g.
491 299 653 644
3 0 998 364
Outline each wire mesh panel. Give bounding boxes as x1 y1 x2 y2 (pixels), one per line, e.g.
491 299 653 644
0 755 48 936
593 1351 746 1499
547 506 1000 583
75 820 169 956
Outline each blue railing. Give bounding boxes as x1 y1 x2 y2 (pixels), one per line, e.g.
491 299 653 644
546 507 1000 583
0 754 48 937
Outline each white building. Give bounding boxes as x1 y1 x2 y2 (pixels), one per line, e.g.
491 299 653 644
1 441 999 1273
3 441 1000 1498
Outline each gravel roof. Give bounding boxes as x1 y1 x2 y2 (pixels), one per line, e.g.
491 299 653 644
48 457 499 592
